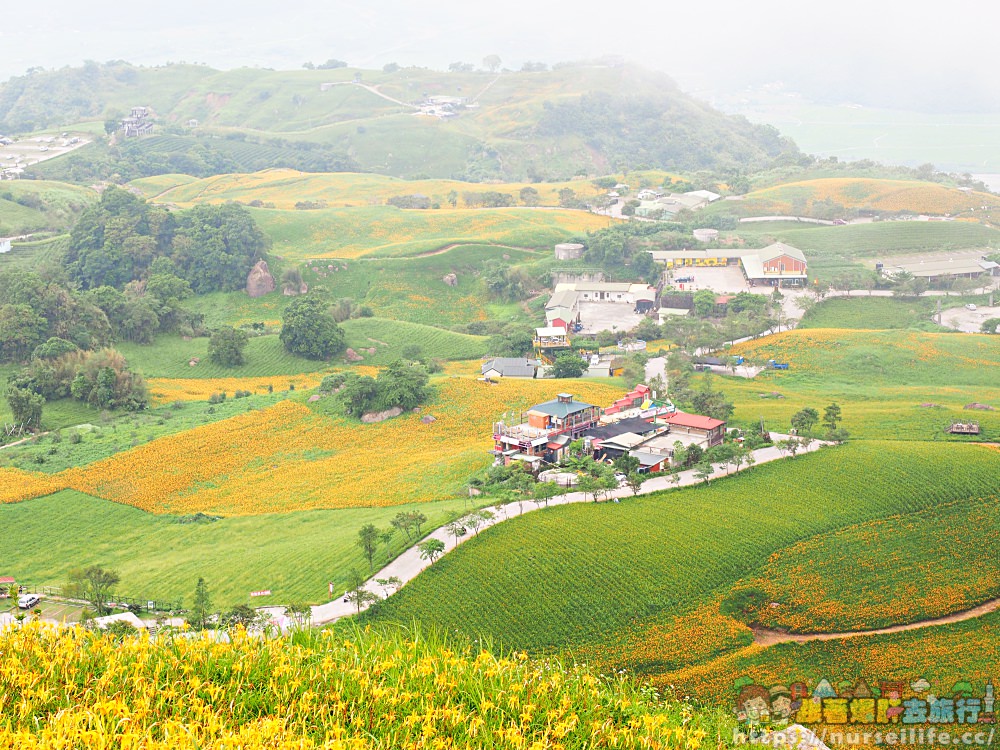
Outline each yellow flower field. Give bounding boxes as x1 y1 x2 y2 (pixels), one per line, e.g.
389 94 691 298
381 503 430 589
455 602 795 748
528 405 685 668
147 374 328 403
0 468 62 505
136 169 611 209
57 378 625 516
748 177 1000 216
0 623 718 750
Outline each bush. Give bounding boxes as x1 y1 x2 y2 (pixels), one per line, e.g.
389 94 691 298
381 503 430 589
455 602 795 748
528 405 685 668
720 586 770 625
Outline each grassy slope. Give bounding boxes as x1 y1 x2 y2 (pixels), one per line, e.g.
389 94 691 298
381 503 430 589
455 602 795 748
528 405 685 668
366 442 1000 652
118 335 334 379
340 318 487 364
721 329 1000 441
1 490 472 605
138 169 607 208
797 296 951 330
182 244 539 328
0 181 95 236
251 205 609 259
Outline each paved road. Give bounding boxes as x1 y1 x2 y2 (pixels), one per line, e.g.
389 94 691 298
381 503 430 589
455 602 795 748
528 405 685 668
310 434 826 625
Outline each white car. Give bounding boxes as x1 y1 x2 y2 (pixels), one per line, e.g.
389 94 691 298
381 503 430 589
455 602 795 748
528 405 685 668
17 594 40 609
965 304 977 311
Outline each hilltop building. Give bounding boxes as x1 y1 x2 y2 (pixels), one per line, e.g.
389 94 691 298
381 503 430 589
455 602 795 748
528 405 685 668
493 393 602 464
649 242 808 287
120 106 154 137
544 281 658 328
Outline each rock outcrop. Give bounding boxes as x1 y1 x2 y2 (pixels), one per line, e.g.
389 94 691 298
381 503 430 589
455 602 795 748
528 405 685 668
361 407 404 424
246 260 276 298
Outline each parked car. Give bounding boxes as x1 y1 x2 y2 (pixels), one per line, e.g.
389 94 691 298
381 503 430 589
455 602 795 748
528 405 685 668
966 303 978 311
17 593 40 609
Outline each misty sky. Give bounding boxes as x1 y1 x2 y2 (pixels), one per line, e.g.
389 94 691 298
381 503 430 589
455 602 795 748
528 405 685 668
2 0 999 111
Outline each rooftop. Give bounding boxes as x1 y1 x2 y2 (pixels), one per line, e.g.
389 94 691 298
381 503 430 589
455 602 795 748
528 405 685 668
760 242 807 263
530 395 599 419
585 417 661 441
662 411 726 431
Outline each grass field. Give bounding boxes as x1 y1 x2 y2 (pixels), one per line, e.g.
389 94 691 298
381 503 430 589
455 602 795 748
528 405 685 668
136 169 607 209
340 317 488 364
719 328 1000 441
365 442 1000 653
250 205 610 259
183 243 539 328
0 181 95 236
0 490 474 605
117 334 335 379
797 297 951 330
736 493 1000 633
0 234 70 270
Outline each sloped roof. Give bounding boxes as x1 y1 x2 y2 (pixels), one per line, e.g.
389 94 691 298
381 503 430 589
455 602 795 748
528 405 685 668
585 418 660 441
531 396 598 419
546 288 579 310
663 411 726 430
482 358 537 377
760 242 807 262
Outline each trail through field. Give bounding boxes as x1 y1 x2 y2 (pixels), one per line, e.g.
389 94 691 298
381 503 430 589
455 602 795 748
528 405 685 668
752 597 1000 646
362 242 541 260
309 434 828 625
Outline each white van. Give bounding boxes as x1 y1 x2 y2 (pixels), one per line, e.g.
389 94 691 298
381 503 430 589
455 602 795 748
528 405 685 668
17 594 40 609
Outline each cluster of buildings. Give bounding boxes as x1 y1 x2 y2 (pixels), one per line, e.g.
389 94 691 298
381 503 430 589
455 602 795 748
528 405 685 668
876 252 1000 284
492 386 726 473
633 189 721 218
120 107 154 138
544 281 658 329
649 242 809 288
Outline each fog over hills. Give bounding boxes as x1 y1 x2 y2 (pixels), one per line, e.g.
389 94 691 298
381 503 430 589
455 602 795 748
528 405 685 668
2 0 999 113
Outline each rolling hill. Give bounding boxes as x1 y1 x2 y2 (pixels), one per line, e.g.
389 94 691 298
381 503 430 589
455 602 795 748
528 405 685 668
2 60 799 181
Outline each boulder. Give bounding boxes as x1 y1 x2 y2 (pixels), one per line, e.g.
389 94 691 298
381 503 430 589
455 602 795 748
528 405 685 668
307 395 321 403
421 415 437 424
344 348 364 362
965 402 995 411
246 260 276 298
442 273 458 287
361 407 404 424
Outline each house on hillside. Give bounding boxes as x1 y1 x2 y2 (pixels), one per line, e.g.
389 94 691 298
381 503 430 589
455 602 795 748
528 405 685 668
493 393 602 465
661 411 727 447
648 243 808 288
481 358 538 380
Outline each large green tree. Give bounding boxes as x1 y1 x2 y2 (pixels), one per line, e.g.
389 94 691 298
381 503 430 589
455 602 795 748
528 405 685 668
279 297 346 360
208 326 250 367
551 353 586 378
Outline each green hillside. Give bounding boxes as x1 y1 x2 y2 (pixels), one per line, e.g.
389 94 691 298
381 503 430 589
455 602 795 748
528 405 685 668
3 61 799 181
364 441 1000 652
0 181 95 236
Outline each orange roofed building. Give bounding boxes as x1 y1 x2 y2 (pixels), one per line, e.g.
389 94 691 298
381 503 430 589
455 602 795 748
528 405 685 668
493 393 602 464
660 411 726 447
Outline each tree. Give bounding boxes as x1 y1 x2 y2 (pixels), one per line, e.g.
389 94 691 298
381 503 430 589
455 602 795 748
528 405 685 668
577 474 599 502
223 604 264 630
391 512 414 541
446 519 467 544
519 186 540 206
189 577 212 630
280 297 346 359
482 55 502 73
693 289 717 318
822 402 843 433
532 481 560 507
790 407 819 435
72 566 120 615
357 524 380 573
694 462 714 485
417 538 445 564
613 454 640 475
343 568 378 613
466 510 493 536
409 511 427 537
551 353 586 378
625 472 644 496
981 318 1000 334
208 326 249 367
379 529 394 556
5 386 44 431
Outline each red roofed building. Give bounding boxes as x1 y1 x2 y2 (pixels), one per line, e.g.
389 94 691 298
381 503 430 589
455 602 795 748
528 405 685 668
662 411 726 447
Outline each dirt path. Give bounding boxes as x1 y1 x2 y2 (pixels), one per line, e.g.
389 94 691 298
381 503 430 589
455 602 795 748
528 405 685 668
753 597 1000 646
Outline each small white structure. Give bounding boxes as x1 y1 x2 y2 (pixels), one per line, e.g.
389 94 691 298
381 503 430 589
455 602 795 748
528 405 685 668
92 612 148 630
693 228 720 243
554 242 585 261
